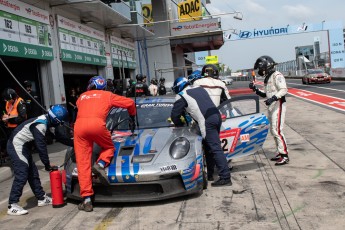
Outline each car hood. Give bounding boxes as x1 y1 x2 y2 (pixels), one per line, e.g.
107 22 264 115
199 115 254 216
106 127 199 183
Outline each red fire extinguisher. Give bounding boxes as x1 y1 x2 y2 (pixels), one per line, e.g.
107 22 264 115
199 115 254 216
50 166 65 208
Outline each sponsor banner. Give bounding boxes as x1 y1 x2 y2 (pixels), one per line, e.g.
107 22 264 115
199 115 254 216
60 49 106 66
142 4 153 26
110 36 136 69
178 0 202 22
195 51 208 66
205 55 218 64
229 20 345 69
0 39 53 60
57 15 106 66
171 18 220 36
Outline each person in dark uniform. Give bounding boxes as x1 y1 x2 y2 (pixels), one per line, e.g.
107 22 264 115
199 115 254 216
158 77 167 95
6 105 72 215
171 77 232 187
130 74 150 97
23 81 42 119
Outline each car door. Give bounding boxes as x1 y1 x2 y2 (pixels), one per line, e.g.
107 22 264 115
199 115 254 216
217 95 269 160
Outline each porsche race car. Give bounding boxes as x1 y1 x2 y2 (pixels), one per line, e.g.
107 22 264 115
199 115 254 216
64 95 269 202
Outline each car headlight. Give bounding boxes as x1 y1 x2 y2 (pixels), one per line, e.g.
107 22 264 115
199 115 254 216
169 137 190 159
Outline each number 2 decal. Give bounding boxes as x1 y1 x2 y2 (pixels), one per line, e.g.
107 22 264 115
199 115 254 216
219 128 241 153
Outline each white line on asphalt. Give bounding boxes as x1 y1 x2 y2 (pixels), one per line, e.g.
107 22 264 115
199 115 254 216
288 82 345 93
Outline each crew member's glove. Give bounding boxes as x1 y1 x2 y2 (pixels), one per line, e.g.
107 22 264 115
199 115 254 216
249 82 257 92
45 165 58 171
264 95 278 106
129 115 136 133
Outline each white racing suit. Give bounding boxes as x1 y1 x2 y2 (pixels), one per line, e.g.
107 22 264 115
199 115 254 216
193 77 231 106
256 71 288 155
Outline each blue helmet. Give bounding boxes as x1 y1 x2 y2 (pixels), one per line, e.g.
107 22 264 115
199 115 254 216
48 105 68 125
87 76 107 91
172 77 189 94
188 70 202 84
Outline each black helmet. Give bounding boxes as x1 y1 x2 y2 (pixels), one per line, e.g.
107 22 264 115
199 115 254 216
159 77 165 82
106 79 114 87
2 88 17 101
151 78 158 85
254 55 276 76
136 74 144 81
201 64 219 79
24 80 32 87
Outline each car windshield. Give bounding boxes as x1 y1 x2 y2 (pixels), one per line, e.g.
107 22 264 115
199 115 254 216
106 102 174 130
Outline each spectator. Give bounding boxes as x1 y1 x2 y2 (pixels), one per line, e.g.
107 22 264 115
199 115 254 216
67 88 78 124
158 77 167 95
130 74 150 97
23 81 42 119
148 78 158 96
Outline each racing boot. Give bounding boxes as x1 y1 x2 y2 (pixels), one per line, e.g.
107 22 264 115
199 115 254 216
270 153 281 161
92 161 110 185
275 154 289 166
78 201 93 212
211 178 232 187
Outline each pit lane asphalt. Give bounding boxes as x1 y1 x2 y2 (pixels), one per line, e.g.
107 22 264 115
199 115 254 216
0 86 344 229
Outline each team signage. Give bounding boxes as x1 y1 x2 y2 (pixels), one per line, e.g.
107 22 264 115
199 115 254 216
110 36 136 69
205 55 218 64
178 0 202 22
171 18 220 36
57 15 106 66
0 0 53 60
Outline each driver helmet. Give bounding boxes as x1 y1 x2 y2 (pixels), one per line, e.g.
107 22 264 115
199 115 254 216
201 64 219 79
254 55 276 76
87 76 107 91
47 104 68 126
188 70 202 84
172 77 189 94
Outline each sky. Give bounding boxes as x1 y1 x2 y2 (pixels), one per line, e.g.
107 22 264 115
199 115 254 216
207 0 345 71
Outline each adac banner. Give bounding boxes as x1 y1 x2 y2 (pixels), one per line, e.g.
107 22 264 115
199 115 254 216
178 0 202 22
226 21 345 68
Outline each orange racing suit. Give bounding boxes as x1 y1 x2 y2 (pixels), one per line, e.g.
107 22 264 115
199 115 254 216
74 90 136 197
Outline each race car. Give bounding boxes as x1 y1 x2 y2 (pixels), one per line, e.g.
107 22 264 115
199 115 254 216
64 95 269 202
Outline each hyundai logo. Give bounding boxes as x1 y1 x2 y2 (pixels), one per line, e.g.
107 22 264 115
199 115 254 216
239 31 252 39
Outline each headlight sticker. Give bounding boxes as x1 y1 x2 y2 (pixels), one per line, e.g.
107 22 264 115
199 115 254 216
160 164 177 172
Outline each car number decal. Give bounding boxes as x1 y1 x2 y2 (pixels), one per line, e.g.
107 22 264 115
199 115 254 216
219 128 241 153
160 164 177 172
240 134 250 142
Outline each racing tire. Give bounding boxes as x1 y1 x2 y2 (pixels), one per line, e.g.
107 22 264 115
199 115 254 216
306 79 309 85
202 154 208 190
302 79 306 84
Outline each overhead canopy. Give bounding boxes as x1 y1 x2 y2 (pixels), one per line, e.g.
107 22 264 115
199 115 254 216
42 0 153 40
169 30 224 53
48 0 131 27
113 25 155 41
